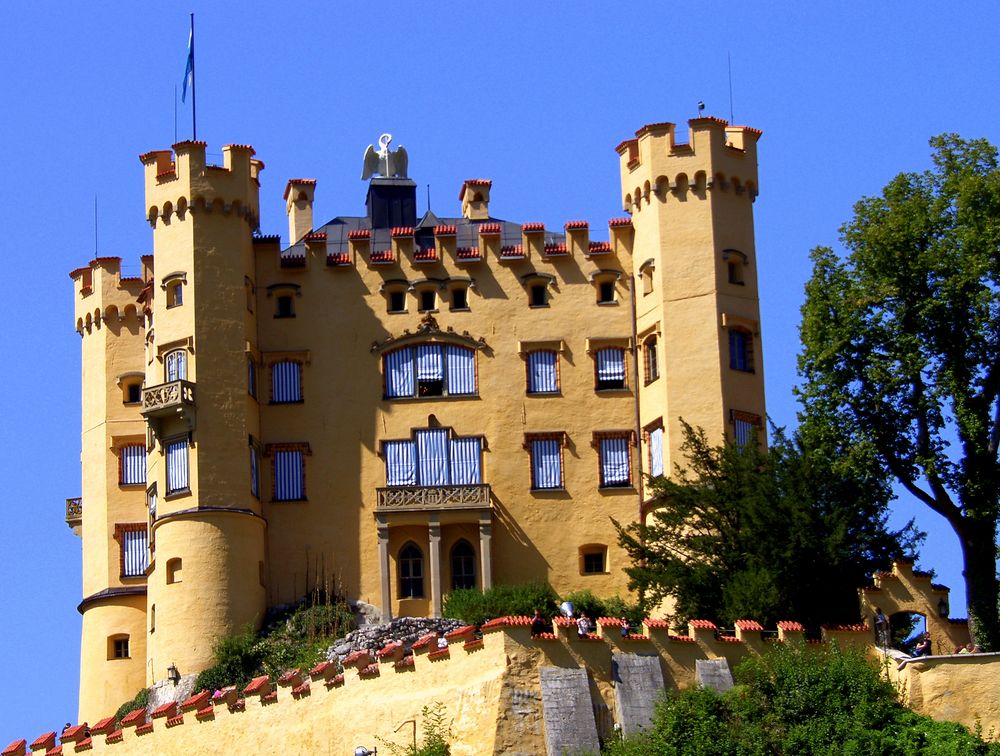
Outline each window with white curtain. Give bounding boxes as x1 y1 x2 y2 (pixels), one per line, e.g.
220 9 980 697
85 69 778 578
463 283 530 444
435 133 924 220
271 360 302 403
165 438 189 494
598 435 631 487
648 426 665 478
273 449 305 500
595 348 627 391
383 430 482 487
527 351 559 394
117 525 149 578
165 350 187 382
383 344 477 399
119 444 146 486
528 436 563 490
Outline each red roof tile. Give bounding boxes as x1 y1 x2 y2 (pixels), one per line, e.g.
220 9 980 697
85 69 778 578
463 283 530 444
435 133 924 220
689 116 729 127
348 229 371 240
292 682 311 697
427 648 450 661
30 732 56 749
1 739 25 756
735 619 764 632
413 248 438 261
622 634 649 641
587 241 612 254
564 220 589 230
445 625 476 640
309 661 333 677
369 249 394 263
459 179 493 201
822 623 869 633
434 224 457 235
151 701 178 719
61 725 89 742
195 707 214 720
391 227 415 237
243 675 271 695
455 247 480 259
669 635 696 643
718 635 741 643
326 674 345 688
597 617 625 627
120 709 145 728
464 638 484 651
261 691 278 704
543 243 568 255
181 691 211 711
105 731 123 744
521 222 545 232
394 656 415 670
499 245 524 258
643 619 671 629
532 632 558 640
478 223 502 235
135 722 153 735
608 217 633 228
377 641 402 658
776 621 805 632
73 737 93 751
278 669 302 686
326 252 351 265
689 619 717 630
412 632 439 650
304 232 326 241
165 715 184 728
358 664 380 679
342 650 371 666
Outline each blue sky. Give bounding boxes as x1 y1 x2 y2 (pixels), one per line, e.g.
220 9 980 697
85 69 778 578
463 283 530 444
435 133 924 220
1 0 997 742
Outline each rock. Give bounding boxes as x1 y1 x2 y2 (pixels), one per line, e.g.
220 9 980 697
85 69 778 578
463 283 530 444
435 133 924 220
326 617 466 663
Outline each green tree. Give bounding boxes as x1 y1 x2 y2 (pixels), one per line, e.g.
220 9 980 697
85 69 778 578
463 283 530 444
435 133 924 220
614 423 916 629
798 134 1000 648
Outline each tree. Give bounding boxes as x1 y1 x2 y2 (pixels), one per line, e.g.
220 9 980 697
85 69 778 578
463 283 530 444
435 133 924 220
613 423 916 630
798 134 1000 648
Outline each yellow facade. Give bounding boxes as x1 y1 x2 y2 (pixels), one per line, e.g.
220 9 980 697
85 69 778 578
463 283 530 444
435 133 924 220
69 117 767 722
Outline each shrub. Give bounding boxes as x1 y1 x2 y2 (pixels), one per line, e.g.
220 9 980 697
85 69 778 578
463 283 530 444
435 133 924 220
604 645 1000 755
194 624 263 694
561 591 644 627
379 703 452 756
113 686 150 723
443 581 559 624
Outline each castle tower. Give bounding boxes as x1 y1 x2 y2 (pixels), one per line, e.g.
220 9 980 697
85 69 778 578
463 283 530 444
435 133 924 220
616 119 766 482
70 257 150 722
138 142 267 688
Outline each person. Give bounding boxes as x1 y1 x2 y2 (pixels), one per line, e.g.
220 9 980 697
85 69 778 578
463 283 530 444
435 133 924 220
873 607 889 648
912 634 931 657
530 609 548 638
436 632 448 649
577 613 592 638
620 616 630 638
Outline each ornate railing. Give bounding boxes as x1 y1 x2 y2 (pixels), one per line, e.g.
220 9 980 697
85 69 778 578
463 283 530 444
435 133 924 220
65 497 82 529
376 484 491 512
142 379 196 418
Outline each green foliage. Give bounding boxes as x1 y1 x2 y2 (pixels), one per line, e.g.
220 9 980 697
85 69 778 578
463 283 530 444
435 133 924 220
378 703 452 756
113 686 150 724
614 422 918 629
604 645 1000 755
798 134 1000 648
442 581 559 623
194 591 355 693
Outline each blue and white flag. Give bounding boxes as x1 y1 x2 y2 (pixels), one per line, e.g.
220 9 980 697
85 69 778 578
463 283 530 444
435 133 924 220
181 27 194 103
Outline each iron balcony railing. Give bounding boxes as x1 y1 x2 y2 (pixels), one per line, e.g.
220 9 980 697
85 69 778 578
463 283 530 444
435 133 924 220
376 484 491 512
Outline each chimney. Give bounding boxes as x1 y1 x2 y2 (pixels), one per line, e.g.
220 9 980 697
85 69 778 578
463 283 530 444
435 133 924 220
460 179 492 220
284 179 316 244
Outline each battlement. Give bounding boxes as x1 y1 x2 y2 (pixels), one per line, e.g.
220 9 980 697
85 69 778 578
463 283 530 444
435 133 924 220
616 117 761 213
4 617 870 755
69 256 149 335
140 142 263 231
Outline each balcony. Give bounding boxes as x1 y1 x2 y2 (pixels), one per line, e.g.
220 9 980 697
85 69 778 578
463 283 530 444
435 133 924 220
142 380 196 435
66 497 82 534
376 484 491 512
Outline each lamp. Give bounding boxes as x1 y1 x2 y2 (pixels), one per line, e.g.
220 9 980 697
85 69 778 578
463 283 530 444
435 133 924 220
354 748 377 756
167 663 180 684
938 597 949 618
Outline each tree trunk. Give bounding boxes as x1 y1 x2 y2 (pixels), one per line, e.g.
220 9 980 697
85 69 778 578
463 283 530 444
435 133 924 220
958 517 1000 651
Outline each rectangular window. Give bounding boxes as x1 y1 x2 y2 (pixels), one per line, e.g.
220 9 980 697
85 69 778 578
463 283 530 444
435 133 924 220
419 290 436 312
250 445 260 498
276 295 294 318
527 351 559 394
384 345 477 399
416 345 444 396
274 449 305 501
119 444 146 486
648 426 665 478
529 438 563 490
733 412 761 448
126 382 142 404
530 284 548 307
451 287 468 310
598 281 615 304
582 551 606 574
248 358 257 399
113 637 130 659
166 439 189 494
595 348 627 391
118 525 149 578
388 290 406 313
165 350 187 382
271 361 302 403
644 337 660 384
729 330 753 372
384 434 482 486
599 435 631 487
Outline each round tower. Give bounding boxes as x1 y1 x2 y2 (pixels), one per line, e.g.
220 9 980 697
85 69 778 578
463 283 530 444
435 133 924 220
70 257 150 722
616 118 766 478
139 142 266 685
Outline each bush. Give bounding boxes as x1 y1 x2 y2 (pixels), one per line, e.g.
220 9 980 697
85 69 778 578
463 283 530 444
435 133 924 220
604 645 1000 755
113 686 150 723
561 591 644 627
442 581 559 624
379 703 452 756
194 591 356 693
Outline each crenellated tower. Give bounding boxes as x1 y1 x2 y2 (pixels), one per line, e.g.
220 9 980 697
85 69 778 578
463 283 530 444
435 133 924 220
70 256 151 722
138 142 267 694
616 118 766 483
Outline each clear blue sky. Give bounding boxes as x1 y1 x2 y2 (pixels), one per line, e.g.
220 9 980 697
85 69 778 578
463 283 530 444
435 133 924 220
1 0 997 742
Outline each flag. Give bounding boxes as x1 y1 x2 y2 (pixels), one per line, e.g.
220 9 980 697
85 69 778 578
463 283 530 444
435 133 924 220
181 26 194 103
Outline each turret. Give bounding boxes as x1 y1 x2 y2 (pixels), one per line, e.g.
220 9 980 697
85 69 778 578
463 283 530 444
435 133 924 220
69 257 149 722
616 117 766 484
284 178 316 244
138 141 267 689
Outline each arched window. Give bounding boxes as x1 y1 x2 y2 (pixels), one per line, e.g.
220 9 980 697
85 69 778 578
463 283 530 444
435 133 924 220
399 543 424 599
643 336 659 384
166 557 182 584
451 540 476 590
165 350 187 382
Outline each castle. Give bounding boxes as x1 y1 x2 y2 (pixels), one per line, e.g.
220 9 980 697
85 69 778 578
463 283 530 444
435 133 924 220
68 117 766 722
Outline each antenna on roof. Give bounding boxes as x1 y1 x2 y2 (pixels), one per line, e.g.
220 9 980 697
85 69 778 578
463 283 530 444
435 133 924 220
94 194 98 256
427 184 431 212
728 52 735 123
697 100 705 117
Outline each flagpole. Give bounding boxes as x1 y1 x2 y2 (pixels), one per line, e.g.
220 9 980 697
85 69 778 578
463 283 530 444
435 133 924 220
190 13 197 140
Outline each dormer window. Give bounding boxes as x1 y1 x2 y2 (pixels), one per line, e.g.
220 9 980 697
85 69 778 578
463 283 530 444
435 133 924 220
267 283 301 319
724 249 748 285
161 272 187 309
591 269 622 305
521 272 556 309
